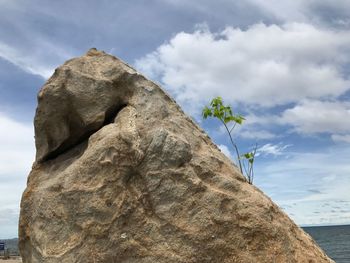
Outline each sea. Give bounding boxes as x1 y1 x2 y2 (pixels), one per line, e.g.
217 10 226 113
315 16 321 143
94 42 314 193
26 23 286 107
303 224 350 263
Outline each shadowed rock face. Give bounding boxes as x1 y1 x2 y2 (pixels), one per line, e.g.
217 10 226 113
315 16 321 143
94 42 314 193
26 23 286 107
19 48 334 263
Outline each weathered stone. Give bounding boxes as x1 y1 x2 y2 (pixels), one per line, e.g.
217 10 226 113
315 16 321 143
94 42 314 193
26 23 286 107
19 48 334 263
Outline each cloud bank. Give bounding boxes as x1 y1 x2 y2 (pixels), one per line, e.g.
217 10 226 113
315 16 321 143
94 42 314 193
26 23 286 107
136 23 350 109
136 23 350 143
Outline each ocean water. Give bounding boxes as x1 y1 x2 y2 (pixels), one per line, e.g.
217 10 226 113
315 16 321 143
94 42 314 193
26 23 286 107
303 225 350 263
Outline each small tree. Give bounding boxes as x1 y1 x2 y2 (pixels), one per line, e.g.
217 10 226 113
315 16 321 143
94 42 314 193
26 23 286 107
202 97 257 184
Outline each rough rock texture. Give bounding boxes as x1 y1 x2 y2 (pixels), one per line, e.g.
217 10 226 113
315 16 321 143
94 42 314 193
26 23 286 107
19 48 334 263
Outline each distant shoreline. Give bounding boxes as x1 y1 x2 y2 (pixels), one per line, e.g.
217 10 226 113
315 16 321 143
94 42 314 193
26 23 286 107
301 223 350 228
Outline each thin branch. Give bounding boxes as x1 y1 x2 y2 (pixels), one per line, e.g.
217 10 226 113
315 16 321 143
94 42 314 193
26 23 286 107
242 160 249 181
229 122 237 134
221 120 243 174
248 143 258 184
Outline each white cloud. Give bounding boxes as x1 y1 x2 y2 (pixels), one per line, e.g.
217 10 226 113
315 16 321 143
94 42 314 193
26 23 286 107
239 129 277 140
0 113 34 175
0 113 34 238
136 23 350 114
0 36 72 79
0 208 19 239
280 100 350 134
0 209 17 225
257 143 291 156
331 134 350 143
249 0 350 26
279 200 350 226
256 147 350 225
248 0 307 22
0 42 53 79
230 112 280 140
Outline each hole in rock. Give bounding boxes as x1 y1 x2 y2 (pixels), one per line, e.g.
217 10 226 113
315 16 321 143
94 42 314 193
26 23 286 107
42 103 127 162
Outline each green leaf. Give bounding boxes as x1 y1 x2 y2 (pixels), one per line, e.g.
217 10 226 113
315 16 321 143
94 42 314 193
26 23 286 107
202 106 212 119
243 153 250 159
223 116 231 124
211 97 223 108
213 108 219 118
233 115 245 125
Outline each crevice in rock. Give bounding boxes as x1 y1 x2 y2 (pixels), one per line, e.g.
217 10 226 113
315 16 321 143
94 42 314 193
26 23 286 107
41 103 127 163
103 102 127 126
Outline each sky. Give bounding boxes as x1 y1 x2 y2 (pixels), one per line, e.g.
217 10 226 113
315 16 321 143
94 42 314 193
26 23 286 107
1 0 350 238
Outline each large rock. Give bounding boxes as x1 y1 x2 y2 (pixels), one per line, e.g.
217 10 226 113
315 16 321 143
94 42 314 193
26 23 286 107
19 49 333 263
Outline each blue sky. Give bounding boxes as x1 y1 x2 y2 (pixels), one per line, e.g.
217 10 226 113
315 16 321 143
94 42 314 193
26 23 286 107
1 0 350 238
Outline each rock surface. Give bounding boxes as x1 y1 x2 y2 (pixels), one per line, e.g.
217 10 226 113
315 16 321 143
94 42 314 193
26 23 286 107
19 48 334 263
